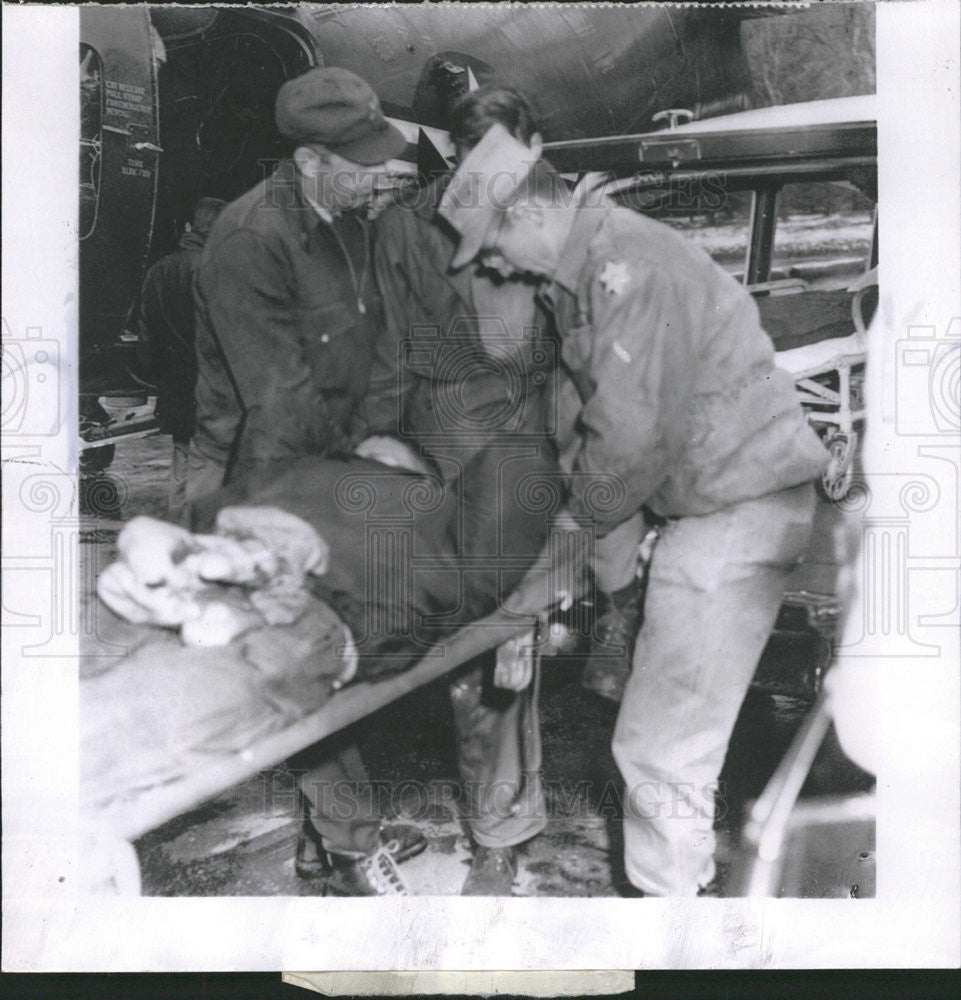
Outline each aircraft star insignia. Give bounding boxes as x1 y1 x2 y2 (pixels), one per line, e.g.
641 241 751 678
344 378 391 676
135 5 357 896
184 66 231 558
599 260 631 296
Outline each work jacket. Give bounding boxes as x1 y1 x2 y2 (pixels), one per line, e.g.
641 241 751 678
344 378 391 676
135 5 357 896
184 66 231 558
136 230 205 442
193 160 380 483
363 177 556 464
364 177 562 563
547 200 829 532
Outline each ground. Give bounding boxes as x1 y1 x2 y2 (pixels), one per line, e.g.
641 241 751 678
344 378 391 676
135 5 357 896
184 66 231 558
81 435 874 898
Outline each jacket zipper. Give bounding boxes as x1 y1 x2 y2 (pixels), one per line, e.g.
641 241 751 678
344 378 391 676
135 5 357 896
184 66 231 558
327 215 369 315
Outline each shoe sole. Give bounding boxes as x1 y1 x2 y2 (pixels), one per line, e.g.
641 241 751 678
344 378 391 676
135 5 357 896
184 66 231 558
295 859 332 881
391 837 428 865
296 836 427 881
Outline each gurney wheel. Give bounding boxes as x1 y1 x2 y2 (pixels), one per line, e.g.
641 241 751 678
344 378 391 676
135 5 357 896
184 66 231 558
817 431 857 502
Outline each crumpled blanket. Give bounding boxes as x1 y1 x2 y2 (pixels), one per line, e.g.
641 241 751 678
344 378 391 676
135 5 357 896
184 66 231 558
82 509 354 810
81 586 351 809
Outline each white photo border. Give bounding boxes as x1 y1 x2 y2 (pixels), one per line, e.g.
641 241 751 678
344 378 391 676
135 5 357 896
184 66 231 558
2 0 959 972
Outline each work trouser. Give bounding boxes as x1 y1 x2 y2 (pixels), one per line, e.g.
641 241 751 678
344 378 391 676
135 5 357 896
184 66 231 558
300 654 545 856
182 439 228 526
611 482 816 896
168 438 191 524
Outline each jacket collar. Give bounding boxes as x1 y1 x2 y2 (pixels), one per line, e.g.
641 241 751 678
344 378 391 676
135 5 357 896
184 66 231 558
387 173 475 300
270 158 355 235
178 230 206 252
551 201 611 297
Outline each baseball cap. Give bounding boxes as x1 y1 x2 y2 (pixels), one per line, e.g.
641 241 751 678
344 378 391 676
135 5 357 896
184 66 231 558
275 67 407 165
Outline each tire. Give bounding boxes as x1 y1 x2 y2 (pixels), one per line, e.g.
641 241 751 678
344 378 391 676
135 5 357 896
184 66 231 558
80 444 115 474
816 430 858 503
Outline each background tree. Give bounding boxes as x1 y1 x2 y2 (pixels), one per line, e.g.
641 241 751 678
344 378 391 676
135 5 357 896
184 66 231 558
743 3 876 108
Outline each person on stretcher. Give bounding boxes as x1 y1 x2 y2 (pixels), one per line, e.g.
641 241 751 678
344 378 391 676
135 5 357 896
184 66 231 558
100 71 563 898
96 434 560 896
100 435 554 679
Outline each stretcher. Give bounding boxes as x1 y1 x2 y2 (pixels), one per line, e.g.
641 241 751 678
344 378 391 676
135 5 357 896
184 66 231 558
81 523 585 894
80 393 160 473
768 268 877 501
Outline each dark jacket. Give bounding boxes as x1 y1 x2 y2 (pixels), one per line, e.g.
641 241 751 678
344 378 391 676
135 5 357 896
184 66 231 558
137 230 205 442
365 178 562 562
548 201 829 530
192 160 380 483
363 178 556 464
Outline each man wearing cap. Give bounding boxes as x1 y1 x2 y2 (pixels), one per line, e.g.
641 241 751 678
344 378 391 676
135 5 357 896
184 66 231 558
442 124 829 896
352 86 560 896
189 66 405 497
188 67 428 897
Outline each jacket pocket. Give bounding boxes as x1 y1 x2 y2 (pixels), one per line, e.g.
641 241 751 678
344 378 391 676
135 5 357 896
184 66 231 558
301 302 369 393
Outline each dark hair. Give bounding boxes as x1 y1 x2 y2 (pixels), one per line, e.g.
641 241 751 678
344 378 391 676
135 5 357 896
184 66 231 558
449 85 540 150
191 197 227 235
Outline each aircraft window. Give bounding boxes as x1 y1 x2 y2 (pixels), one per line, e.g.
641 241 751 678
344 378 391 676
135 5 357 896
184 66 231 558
80 43 103 240
770 181 875 290
658 188 755 279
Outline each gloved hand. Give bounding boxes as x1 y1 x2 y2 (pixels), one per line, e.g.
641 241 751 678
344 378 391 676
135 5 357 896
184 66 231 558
493 630 536 691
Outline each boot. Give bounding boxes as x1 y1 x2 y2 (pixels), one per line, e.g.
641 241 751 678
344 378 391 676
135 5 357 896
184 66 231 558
295 820 426 881
461 846 518 896
581 575 646 702
325 844 411 896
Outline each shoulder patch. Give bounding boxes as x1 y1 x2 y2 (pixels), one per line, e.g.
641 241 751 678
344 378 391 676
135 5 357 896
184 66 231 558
598 259 631 296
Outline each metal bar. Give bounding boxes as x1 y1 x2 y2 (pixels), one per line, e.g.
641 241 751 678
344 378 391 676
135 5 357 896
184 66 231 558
603 157 878 192
92 609 542 841
838 363 853 434
543 122 876 175
741 691 833 896
82 426 161 450
794 378 841 404
747 185 778 285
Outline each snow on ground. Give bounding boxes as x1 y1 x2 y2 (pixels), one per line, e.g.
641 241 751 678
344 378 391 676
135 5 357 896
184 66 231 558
664 211 874 268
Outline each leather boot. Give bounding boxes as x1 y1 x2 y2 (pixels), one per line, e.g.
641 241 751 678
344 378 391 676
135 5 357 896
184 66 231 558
325 844 411 896
581 575 646 702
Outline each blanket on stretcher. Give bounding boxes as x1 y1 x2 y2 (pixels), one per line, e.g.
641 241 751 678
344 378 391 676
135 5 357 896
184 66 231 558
83 451 563 812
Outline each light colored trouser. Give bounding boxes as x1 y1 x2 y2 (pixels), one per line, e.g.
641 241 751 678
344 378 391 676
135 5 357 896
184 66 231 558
612 483 816 896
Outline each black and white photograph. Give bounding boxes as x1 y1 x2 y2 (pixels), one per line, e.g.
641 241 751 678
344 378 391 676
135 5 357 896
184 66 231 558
2 0 959 973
